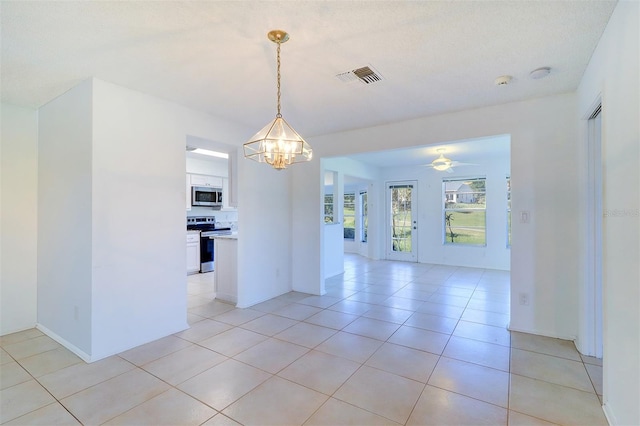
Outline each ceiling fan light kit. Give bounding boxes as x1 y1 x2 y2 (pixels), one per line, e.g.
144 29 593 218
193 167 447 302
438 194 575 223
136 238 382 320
431 149 453 172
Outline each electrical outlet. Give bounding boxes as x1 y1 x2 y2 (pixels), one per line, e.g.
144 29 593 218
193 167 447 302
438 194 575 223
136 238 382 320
74 305 79 320
519 293 530 306
520 211 530 224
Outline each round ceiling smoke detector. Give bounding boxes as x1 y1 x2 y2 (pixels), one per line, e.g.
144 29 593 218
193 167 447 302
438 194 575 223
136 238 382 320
495 75 512 86
530 67 551 79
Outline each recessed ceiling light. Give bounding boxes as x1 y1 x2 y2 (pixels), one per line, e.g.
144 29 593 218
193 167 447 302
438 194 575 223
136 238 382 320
495 75 512 86
186 146 229 159
530 67 551 79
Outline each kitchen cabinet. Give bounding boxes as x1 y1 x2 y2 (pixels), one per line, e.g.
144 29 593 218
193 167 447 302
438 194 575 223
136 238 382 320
213 236 237 304
186 232 200 274
190 174 223 188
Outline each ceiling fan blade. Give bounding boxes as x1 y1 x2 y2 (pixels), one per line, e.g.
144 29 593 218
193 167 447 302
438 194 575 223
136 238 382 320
450 161 478 167
446 167 455 173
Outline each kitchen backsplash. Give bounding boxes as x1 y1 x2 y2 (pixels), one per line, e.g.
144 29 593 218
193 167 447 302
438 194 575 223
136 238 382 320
187 207 237 230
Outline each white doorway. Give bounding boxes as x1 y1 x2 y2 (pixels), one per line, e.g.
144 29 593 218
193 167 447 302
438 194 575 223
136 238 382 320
386 181 418 262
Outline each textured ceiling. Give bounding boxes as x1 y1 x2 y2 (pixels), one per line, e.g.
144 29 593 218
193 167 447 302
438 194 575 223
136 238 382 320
346 134 511 168
1 1 616 139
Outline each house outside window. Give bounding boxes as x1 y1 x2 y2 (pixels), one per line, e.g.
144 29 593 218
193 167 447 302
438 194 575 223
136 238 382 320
443 178 486 245
344 193 355 239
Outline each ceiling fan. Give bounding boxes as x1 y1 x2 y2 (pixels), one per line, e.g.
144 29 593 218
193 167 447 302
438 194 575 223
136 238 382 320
426 149 475 173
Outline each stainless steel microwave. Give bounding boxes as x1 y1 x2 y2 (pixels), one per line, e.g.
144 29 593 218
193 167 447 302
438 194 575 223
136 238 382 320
192 186 222 208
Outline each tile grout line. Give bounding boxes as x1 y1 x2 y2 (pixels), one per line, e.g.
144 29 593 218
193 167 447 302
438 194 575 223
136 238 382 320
10 259 598 426
2 345 85 425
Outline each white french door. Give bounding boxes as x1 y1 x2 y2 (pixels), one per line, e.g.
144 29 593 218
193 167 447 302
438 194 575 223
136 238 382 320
386 181 418 262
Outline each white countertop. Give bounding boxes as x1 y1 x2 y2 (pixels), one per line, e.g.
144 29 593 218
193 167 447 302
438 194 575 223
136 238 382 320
209 233 238 240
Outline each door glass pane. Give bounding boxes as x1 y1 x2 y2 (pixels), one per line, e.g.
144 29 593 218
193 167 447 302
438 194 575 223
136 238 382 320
391 186 413 252
344 193 355 239
361 192 368 243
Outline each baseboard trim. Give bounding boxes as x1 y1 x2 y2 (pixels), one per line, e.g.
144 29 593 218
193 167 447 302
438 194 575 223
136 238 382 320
507 325 577 342
602 402 615 425
36 323 92 363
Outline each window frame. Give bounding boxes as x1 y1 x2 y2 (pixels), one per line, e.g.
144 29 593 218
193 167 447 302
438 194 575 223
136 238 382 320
324 193 334 224
343 192 356 240
443 177 487 246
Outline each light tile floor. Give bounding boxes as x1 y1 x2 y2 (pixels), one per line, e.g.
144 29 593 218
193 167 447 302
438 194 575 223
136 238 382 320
1 255 606 425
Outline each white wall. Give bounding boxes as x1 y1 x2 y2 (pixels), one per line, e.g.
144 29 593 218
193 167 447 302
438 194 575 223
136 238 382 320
1 104 39 335
294 92 580 341
4 76 295 353
322 167 345 279
90 79 190 358
37 80 94 355
323 223 344 278
291 159 323 295
236 156 293 307
33 78 254 360
577 2 639 424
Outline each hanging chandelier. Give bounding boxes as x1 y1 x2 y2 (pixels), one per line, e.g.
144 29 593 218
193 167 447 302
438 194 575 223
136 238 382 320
243 30 313 170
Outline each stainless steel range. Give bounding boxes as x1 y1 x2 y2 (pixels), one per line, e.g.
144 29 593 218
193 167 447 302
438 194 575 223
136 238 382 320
187 217 232 273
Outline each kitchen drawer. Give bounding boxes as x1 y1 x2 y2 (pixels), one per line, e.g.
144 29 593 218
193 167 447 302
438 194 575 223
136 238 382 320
187 233 200 243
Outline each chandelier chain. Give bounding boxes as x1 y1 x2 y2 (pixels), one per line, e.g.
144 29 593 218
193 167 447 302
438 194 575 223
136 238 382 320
276 39 282 118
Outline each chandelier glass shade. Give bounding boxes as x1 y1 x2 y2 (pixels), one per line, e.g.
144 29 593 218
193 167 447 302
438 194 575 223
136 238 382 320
243 30 312 170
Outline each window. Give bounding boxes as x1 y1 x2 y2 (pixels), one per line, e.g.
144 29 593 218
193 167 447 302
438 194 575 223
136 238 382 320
360 191 368 243
507 176 511 247
443 177 486 245
324 171 336 224
324 194 334 224
344 193 355 239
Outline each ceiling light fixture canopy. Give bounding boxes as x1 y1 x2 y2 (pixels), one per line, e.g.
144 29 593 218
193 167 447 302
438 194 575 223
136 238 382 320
432 149 453 171
243 30 312 170
530 66 551 79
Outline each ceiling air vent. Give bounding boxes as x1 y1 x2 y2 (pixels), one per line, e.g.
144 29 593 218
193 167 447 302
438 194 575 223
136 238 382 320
336 66 383 85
